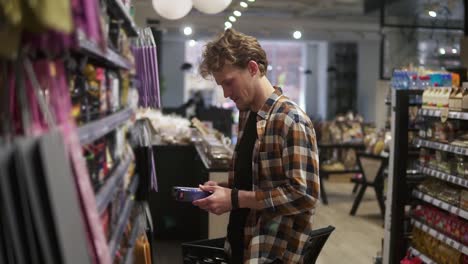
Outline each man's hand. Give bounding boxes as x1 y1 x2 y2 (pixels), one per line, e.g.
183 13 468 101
203 181 218 187
193 184 232 215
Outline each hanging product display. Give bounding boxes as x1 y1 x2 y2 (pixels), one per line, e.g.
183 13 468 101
133 28 161 109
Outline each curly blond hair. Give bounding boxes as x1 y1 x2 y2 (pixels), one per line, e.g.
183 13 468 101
199 28 268 78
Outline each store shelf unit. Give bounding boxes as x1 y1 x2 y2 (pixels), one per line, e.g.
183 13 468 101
413 138 468 156
412 190 468 220
109 174 139 259
418 108 468 121
408 247 437 264
416 165 468 188
411 219 468 255
96 156 133 214
78 37 132 70
78 108 133 145
107 0 138 37
383 89 424 264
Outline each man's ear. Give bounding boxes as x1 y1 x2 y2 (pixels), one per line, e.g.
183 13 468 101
247 60 259 76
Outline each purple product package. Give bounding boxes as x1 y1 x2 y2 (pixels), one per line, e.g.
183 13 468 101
173 187 211 202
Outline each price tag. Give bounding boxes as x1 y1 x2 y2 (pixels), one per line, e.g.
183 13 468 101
427 196 434 204
448 239 455 247
463 112 468 120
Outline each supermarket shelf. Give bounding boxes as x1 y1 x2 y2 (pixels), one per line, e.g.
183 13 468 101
122 214 142 264
413 138 468 156
78 108 133 145
78 37 132 70
96 156 133 214
408 247 436 264
416 165 468 189
412 190 468 220
419 108 468 121
411 219 468 255
107 0 138 37
109 175 139 259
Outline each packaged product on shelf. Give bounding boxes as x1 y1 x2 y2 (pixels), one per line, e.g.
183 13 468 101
418 178 461 206
434 121 456 143
462 254 468 264
439 185 461 207
450 87 463 112
435 151 450 174
435 242 460 264
108 19 123 51
456 155 468 178
84 139 110 189
84 64 102 120
97 68 108 117
445 215 462 241
460 190 468 211
461 222 468 245
418 148 430 167
106 70 120 113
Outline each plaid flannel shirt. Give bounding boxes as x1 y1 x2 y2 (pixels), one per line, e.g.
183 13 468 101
226 88 320 263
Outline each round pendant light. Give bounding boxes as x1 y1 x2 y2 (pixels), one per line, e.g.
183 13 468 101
152 0 193 20
193 0 232 14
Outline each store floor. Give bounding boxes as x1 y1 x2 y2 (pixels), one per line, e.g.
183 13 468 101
153 181 384 263
315 181 384 264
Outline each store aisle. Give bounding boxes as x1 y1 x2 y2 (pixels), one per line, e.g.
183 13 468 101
315 182 384 264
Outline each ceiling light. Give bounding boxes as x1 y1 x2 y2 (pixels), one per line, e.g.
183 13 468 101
189 39 197 47
452 48 458 54
183 26 192 36
293 30 302 39
225 21 232 28
247 0 255 2
240 1 248 8
229 16 237 22
439 48 446 55
428 10 437 17
233 10 242 17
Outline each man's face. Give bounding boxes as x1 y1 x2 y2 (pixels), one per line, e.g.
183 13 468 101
213 64 255 111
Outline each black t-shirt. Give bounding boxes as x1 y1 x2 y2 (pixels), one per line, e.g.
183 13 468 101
227 111 257 263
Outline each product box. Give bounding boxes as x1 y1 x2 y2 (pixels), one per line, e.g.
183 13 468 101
173 187 211 202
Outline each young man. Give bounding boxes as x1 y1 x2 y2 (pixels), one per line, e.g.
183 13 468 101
193 29 320 264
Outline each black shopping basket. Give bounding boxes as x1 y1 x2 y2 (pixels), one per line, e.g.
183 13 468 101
181 237 228 264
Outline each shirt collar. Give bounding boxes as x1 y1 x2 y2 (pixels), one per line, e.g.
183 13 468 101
257 87 283 120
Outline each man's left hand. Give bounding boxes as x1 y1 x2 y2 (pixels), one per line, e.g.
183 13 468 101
193 184 232 215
